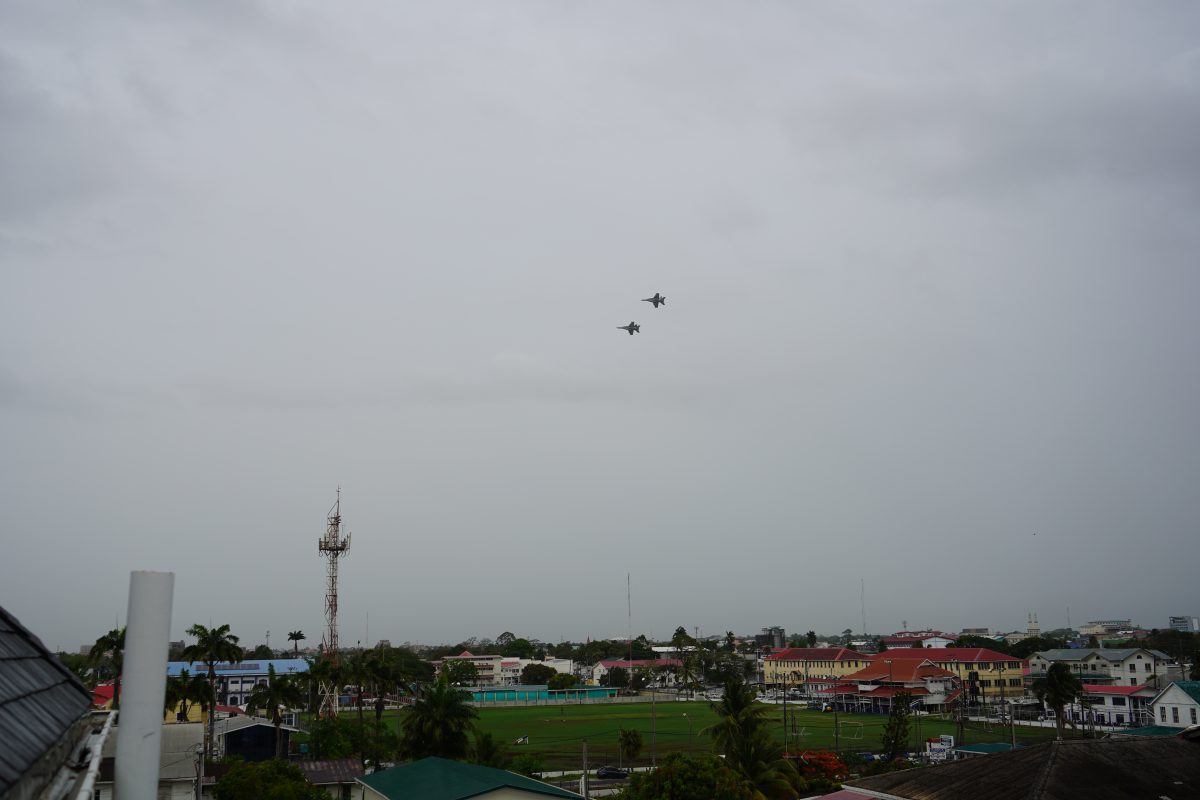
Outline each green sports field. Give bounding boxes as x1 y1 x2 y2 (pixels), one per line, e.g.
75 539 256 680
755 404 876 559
324 700 1068 770
463 700 1064 769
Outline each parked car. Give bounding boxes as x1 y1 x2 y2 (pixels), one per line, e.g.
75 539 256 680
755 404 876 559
596 766 630 780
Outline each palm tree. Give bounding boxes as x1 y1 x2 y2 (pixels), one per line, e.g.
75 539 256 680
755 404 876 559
705 673 800 799
618 727 643 769
88 628 126 710
246 664 305 758
705 671 771 759
399 676 479 760
182 623 243 764
164 668 214 721
343 651 372 769
1032 662 1082 741
471 731 510 769
287 630 306 656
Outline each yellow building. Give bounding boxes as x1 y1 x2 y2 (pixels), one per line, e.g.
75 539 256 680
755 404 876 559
764 648 872 686
890 647 1025 700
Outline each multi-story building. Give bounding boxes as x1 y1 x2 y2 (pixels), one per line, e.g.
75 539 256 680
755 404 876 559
1080 684 1157 727
884 648 1024 701
166 658 308 706
763 647 871 686
495 657 574 686
433 651 504 685
1028 648 1171 688
1169 616 1200 633
826 657 961 714
1078 619 1134 637
755 627 786 650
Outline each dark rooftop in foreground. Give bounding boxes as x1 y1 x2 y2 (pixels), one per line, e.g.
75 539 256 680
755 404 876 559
845 736 1200 800
0 604 93 796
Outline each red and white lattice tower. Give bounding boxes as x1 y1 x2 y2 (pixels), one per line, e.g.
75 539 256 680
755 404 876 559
318 488 351 717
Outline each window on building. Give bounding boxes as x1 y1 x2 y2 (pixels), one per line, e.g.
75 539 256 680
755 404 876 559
1144 663 1151 672
1191 708 1197 725
1173 707 1179 724
1116 714 1124 724
1009 679 1022 687
1111 697 1126 706
1161 707 1167 721
1128 664 1136 672
1131 678 1138 686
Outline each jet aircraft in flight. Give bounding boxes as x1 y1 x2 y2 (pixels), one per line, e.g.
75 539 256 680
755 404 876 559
617 322 641 335
642 293 666 308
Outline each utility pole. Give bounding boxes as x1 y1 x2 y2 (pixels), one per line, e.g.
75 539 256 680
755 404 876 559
581 739 589 798
833 701 840 755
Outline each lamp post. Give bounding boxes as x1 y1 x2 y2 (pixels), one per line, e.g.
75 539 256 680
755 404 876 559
994 663 1015 750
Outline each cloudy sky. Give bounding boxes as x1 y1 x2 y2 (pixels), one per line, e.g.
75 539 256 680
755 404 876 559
3 1 1199 653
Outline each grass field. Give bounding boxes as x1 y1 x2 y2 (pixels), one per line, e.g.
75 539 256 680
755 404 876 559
358 700 1067 770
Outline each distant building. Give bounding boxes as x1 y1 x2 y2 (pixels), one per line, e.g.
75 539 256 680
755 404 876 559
167 659 308 706
1028 648 1171 688
755 626 786 650
1079 619 1134 637
1169 616 1200 633
881 630 958 649
591 658 681 686
960 627 991 636
434 651 504 686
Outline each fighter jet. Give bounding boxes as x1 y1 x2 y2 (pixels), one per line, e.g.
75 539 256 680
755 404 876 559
642 293 666 308
617 322 640 335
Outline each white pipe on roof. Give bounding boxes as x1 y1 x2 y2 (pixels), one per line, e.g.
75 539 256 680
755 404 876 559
115 571 175 800
74 711 116 800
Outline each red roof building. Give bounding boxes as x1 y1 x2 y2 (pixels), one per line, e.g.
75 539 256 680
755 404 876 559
821 658 959 713
870 648 1025 702
764 648 872 685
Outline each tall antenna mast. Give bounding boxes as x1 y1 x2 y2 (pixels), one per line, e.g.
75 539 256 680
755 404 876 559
860 578 867 637
318 487 351 717
627 574 633 668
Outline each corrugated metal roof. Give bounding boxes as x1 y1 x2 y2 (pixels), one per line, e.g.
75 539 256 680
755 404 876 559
846 738 1200 799
0 605 93 795
296 757 366 785
358 757 583 799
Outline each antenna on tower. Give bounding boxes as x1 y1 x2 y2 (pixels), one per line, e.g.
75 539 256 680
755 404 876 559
860 578 867 636
317 487 352 718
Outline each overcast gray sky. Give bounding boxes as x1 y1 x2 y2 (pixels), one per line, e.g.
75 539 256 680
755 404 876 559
3 1 1199 653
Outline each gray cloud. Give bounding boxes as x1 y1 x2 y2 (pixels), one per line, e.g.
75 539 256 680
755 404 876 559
2 1 1198 651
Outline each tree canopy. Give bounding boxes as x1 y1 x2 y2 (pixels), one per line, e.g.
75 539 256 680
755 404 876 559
622 753 756 800
213 760 327 800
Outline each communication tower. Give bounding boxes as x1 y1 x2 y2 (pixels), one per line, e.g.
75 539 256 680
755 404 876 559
318 488 351 717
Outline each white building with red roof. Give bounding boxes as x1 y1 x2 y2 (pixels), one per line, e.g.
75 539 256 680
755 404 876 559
881 630 958 649
1081 683 1157 726
591 658 682 686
